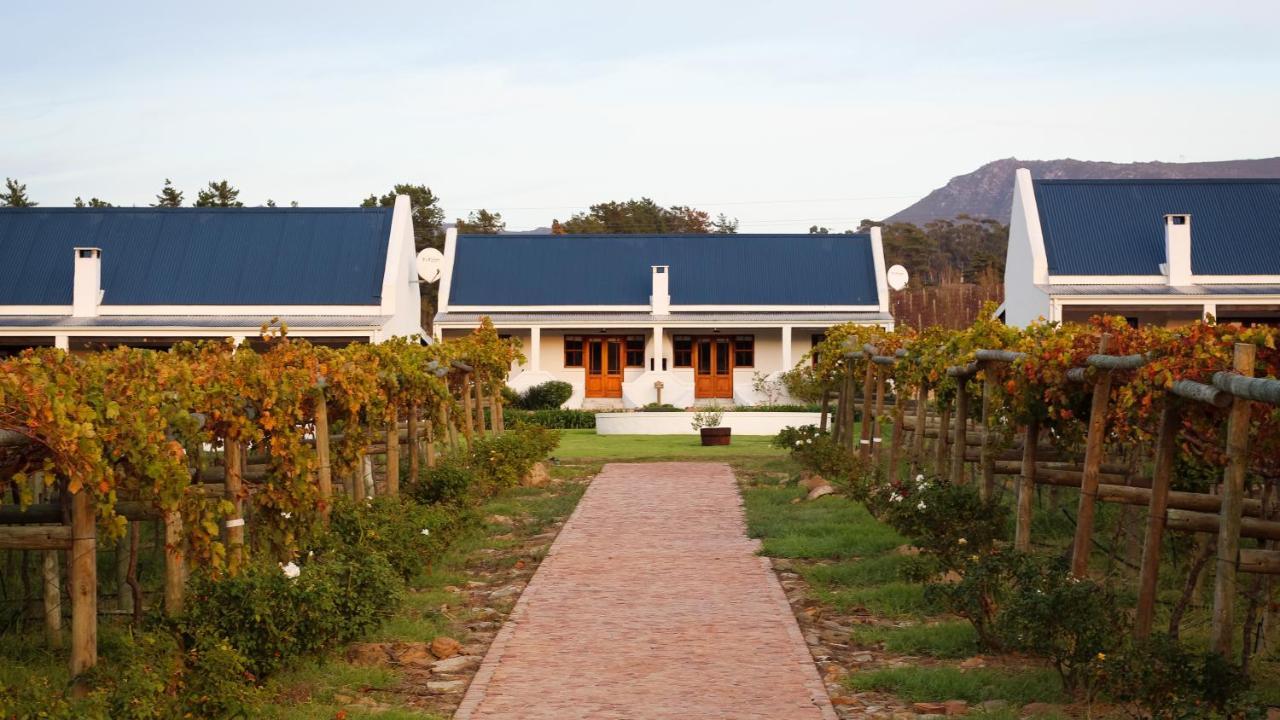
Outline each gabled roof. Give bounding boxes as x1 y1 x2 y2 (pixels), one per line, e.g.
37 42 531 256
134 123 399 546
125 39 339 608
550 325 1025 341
1033 179 1280 276
0 207 393 306
447 233 880 307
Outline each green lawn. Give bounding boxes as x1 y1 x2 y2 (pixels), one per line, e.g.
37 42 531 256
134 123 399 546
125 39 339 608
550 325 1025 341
554 428 786 460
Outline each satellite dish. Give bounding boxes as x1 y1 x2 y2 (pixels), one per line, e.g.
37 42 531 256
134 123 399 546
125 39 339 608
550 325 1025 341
416 248 444 283
887 264 910 291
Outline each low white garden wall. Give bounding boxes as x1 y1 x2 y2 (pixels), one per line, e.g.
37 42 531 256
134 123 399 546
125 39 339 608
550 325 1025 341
595 411 822 436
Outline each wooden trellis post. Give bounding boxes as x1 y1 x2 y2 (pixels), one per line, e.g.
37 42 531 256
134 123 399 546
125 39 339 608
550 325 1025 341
979 363 996 499
1211 343 1256 656
1015 417 1039 551
314 390 333 519
386 405 400 497
225 440 244 570
407 401 420 483
934 399 951 478
947 363 977 485
872 364 886 462
1070 334 1113 578
1135 394 1197 638
164 509 184 616
860 346 876 460
910 385 927 476
473 377 486 435
69 488 96 675
460 376 475 448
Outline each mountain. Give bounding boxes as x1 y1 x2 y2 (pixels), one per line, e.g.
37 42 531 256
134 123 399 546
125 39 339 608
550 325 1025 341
887 157 1280 225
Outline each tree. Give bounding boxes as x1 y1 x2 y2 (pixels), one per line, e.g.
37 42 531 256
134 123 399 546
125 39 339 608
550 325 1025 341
455 209 506 234
1 178 36 207
152 178 184 207
194 180 243 207
73 197 113 207
360 184 445 252
555 198 736 234
711 213 739 234
861 215 1008 286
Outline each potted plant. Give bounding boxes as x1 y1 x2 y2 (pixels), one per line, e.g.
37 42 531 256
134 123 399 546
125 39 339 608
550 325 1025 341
692 408 730 446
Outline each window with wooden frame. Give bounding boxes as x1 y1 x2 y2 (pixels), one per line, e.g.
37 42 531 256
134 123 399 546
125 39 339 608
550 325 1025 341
811 333 826 367
733 335 755 367
673 336 693 367
625 336 645 367
564 335 584 367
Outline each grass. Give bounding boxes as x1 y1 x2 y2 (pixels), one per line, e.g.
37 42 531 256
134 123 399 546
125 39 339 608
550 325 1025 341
554 428 786 460
743 484 904 558
850 620 979 658
846 666 1066 705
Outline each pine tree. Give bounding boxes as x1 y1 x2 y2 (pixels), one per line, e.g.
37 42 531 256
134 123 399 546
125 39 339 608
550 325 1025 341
1 178 36 207
74 196 113 208
455 209 506 234
194 180 243 207
152 179 184 207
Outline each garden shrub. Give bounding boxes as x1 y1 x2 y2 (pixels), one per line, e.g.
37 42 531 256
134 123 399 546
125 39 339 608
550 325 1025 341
468 424 560 492
773 425 866 495
871 475 1009 572
515 380 574 409
326 495 471 580
639 403 681 412
735 403 823 412
996 554 1125 697
411 457 481 506
91 633 256 720
1098 635 1263 720
178 548 404 677
504 407 597 428
921 548 1023 651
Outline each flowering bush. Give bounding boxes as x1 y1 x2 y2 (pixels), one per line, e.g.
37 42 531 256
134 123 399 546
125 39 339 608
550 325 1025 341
177 548 404 677
773 425 867 495
996 555 1125 697
1097 635 1263 720
325 496 471 581
871 474 1008 572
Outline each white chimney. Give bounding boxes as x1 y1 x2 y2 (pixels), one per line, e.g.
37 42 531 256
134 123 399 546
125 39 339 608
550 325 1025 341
72 247 102 318
1164 214 1192 286
650 265 670 316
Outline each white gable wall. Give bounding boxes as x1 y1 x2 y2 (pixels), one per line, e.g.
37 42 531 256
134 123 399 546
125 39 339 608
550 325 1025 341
1004 168 1052 327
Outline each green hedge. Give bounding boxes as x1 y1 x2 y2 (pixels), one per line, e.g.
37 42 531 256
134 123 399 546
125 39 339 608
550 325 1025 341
504 408 597 429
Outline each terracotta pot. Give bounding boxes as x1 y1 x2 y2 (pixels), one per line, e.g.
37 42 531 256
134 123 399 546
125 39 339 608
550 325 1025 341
700 427 732 446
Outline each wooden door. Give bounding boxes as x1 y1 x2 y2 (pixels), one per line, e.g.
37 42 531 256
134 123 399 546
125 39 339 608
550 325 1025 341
585 338 623 398
694 337 733 399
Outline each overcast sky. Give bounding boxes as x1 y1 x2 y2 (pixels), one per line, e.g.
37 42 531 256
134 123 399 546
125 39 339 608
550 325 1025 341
4 1 1278 231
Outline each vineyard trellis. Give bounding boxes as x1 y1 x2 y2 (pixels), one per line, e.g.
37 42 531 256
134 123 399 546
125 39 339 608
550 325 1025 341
807 312 1280 670
0 318 518 675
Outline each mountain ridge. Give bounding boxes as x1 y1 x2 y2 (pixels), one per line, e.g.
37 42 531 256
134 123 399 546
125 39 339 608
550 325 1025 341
887 156 1280 225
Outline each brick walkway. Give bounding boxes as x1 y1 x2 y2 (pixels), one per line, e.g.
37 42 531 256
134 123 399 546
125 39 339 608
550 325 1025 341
455 462 836 720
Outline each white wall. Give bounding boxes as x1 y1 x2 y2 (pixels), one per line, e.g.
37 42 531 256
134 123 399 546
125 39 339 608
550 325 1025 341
377 195 426 340
596 411 822 435
1004 169 1052 327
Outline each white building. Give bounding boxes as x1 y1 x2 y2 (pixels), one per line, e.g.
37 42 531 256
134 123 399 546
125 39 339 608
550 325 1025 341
434 229 894 408
1004 169 1280 328
0 197 423 352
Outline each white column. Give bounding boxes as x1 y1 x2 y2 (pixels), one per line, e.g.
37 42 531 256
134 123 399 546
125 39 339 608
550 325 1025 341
653 326 664 371
55 335 69 351
529 327 541 372
780 326 793 370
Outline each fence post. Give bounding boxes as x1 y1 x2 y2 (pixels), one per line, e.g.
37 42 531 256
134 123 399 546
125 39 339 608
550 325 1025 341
1211 342 1256 656
1015 417 1039 551
888 385 906 478
69 488 96 675
980 362 997 500
314 391 332 519
910 385 927 476
225 440 244 570
950 380 970 485
164 509 184 616
44 548 62 649
873 367 886 462
1070 334 1113 578
860 358 875 460
386 405 400 497
407 401 420 483
473 377 486 434
1136 400 1179 638
934 399 951 477
461 376 475 448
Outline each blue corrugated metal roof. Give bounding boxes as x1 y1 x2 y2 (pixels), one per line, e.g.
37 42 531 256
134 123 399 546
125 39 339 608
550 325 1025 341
448 234 880 306
0 207 393 305
1033 179 1280 276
